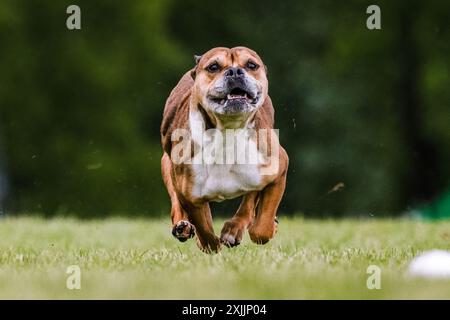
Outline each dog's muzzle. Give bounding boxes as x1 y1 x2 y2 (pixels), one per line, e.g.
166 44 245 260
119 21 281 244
208 67 260 115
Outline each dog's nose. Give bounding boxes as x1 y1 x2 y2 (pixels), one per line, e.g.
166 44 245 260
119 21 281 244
224 67 245 78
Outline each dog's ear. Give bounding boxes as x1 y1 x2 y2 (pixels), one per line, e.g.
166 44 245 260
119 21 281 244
191 54 202 80
194 54 202 64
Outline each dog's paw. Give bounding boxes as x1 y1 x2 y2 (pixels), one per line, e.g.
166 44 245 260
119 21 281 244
172 220 195 242
220 219 246 248
248 218 278 245
196 235 221 254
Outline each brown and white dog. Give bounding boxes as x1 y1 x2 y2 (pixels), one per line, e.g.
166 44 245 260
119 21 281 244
160 47 288 253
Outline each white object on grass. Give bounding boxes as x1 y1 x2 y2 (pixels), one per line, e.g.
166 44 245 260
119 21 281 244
408 250 450 279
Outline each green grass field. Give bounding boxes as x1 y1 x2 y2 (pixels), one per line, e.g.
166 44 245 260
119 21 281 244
0 217 449 299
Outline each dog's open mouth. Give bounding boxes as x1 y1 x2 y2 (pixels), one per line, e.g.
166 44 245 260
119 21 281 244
211 87 258 105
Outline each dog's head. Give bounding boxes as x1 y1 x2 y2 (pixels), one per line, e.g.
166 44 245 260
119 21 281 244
191 47 268 127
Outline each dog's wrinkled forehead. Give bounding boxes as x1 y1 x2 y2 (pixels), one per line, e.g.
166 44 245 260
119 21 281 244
202 47 263 68
192 47 266 79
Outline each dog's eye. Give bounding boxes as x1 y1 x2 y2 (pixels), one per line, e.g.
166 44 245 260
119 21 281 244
206 62 221 73
246 61 259 70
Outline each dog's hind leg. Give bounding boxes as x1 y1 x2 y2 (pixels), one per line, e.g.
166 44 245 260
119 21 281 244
220 191 259 247
161 153 195 242
185 202 221 253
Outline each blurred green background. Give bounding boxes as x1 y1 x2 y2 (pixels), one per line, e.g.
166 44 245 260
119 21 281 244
0 0 449 218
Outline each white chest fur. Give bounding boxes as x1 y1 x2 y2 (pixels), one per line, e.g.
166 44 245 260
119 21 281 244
191 163 262 201
189 109 263 201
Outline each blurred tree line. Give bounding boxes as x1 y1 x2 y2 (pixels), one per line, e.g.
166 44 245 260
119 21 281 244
0 0 449 217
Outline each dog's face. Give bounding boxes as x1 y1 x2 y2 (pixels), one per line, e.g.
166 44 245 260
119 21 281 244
191 47 268 123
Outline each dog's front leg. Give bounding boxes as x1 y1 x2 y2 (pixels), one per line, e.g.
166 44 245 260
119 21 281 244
162 153 196 242
248 150 288 244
